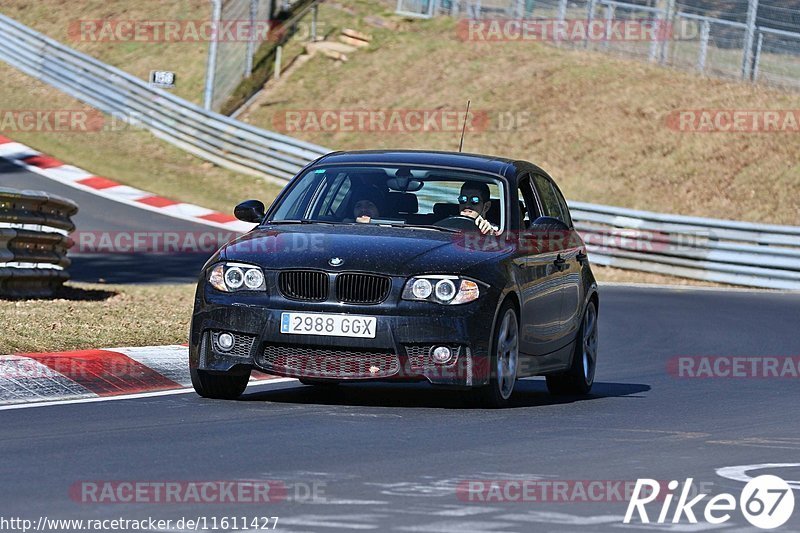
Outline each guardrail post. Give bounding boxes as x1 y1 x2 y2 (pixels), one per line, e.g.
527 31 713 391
246 0 258 76
659 0 675 64
648 4 666 62
512 0 523 19
274 45 283 80
311 4 318 41
556 0 567 45
204 0 223 110
752 31 764 81
603 4 614 49
696 19 710 72
742 0 759 80
585 0 596 48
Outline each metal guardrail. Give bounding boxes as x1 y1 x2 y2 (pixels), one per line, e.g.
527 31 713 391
0 188 78 298
570 201 800 290
1 14 798 290
0 14 330 185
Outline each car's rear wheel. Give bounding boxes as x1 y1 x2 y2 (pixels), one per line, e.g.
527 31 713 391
546 301 598 395
190 368 250 399
478 302 519 408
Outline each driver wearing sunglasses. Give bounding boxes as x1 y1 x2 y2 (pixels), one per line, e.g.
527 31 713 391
459 181 499 235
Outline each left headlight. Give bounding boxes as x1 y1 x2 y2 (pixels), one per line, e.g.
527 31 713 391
208 262 266 292
402 275 480 305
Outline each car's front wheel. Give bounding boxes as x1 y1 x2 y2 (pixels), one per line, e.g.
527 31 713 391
190 368 250 399
478 302 519 408
546 300 598 395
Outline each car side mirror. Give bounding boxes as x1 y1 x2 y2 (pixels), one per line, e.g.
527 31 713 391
531 216 570 231
234 200 266 223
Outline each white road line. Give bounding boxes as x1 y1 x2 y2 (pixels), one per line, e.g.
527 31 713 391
0 377 297 411
716 463 800 490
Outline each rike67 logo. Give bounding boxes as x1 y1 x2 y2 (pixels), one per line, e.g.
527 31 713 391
624 476 795 529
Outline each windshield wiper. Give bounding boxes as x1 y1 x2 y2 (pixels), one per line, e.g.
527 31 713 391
266 219 350 225
382 223 462 233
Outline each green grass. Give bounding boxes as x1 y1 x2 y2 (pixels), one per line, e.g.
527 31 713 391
0 283 194 353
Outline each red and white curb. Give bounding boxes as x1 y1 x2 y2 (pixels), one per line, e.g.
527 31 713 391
0 345 289 408
0 135 256 233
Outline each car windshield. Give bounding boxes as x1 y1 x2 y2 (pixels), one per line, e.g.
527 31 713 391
268 165 505 232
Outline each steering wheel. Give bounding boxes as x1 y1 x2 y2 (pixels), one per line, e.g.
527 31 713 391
435 215 479 231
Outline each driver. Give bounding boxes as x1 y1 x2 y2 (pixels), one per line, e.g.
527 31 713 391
459 181 499 235
349 187 385 224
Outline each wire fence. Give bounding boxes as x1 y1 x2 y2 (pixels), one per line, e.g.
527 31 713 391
397 0 800 90
205 0 313 112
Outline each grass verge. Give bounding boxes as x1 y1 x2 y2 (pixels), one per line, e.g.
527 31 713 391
0 282 194 354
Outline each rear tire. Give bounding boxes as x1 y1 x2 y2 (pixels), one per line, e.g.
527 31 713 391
191 368 249 399
546 301 598 396
477 302 519 408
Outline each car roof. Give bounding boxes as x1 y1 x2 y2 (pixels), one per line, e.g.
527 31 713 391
310 150 542 181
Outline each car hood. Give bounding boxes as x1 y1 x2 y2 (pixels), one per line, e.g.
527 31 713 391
219 223 508 276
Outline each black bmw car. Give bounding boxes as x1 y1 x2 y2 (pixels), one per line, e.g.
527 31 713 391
189 150 598 407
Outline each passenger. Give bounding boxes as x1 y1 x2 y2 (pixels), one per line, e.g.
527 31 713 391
459 181 499 235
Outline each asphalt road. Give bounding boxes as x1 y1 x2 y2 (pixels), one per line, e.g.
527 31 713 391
0 158 222 284
1 286 798 532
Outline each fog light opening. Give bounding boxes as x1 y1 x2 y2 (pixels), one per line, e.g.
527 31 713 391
431 346 453 364
217 332 235 352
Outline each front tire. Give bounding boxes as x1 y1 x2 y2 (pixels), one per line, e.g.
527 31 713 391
477 302 519 408
546 300 598 395
191 368 249 399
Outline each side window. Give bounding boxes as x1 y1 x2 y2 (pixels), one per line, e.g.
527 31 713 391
314 173 351 218
551 182 573 227
271 173 321 220
533 175 564 222
517 176 540 229
328 176 351 216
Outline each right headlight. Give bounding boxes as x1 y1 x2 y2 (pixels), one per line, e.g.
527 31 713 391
208 262 266 292
402 275 481 305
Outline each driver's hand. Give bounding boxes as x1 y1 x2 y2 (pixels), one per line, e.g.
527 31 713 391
475 215 495 235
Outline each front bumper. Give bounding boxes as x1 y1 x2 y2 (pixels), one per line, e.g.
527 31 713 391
189 283 500 387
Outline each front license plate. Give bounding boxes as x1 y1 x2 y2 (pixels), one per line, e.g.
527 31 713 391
280 312 377 339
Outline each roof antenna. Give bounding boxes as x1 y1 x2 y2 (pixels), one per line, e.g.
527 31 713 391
458 100 471 153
